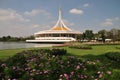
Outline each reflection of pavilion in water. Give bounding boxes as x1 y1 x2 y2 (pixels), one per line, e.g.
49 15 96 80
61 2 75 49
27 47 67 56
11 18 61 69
26 8 81 43
33 44 54 47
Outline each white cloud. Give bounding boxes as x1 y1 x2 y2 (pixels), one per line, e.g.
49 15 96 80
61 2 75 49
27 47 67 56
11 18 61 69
31 23 52 31
115 17 119 20
0 8 31 36
106 18 113 22
0 8 53 36
102 20 113 26
24 9 39 16
24 9 51 16
63 19 74 27
101 17 119 26
83 3 90 7
0 8 29 22
69 8 84 15
32 24 41 28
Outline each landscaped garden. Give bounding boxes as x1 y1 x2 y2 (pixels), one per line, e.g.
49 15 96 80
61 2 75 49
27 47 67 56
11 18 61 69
0 44 120 80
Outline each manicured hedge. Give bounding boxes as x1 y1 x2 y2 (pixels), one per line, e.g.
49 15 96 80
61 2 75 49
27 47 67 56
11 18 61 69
69 44 92 49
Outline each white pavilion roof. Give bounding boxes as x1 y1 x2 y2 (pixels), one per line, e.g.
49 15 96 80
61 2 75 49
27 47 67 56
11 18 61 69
34 29 80 35
34 8 81 35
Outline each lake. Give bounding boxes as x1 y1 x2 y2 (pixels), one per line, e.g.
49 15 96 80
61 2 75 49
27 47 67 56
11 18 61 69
0 42 56 50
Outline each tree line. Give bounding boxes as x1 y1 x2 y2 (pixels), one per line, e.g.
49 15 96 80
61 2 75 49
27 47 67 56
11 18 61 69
0 35 34 42
0 28 119 42
77 28 120 43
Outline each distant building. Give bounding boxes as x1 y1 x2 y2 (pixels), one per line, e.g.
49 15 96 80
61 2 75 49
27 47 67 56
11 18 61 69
26 8 81 43
105 39 112 42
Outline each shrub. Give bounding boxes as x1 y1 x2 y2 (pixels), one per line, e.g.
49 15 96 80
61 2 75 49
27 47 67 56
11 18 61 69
50 48 67 56
69 44 92 49
105 52 120 62
110 70 120 80
0 49 113 80
116 47 120 49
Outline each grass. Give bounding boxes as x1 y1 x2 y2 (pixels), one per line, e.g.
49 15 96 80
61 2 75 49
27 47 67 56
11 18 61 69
0 44 120 79
0 48 26 59
62 45 120 56
0 47 48 59
0 44 120 59
0 49 115 80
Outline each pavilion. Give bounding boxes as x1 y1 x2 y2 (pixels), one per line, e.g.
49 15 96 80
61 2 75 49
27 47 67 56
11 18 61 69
26 8 81 43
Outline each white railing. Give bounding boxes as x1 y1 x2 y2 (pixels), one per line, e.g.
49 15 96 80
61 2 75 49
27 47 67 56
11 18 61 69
26 37 76 43
35 37 76 41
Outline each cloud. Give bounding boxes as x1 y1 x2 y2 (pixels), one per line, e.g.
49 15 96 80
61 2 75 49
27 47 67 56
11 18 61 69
0 8 30 22
83 3 90 7
33 24 40 28
0 8 54 36
24 9 51 16
101 17 119 26
24 9 39 16
0 8 31 36
102 19 113 26
63 19 74 27
115 17 119 20
69 8 84 15
31 23 52 31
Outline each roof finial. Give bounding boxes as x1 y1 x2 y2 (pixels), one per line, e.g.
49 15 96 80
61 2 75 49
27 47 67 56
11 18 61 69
59 7 62 20
51 7 72 31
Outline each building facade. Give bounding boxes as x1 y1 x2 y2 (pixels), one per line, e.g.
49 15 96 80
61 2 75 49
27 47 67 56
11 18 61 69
26 8 81 43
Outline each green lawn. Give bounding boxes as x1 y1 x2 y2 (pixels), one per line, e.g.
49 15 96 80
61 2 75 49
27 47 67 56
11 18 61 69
65 45 120 56
0 44 120 79
0 44 120 59
0 48 26 59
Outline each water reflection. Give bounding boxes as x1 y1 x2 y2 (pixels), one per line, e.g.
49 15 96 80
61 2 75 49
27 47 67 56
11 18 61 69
0 42 54 49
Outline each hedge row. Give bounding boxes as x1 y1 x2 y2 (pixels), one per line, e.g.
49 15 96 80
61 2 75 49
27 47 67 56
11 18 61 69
69 44 92 49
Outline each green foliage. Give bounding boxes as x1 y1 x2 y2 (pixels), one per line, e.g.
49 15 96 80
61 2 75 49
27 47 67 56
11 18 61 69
98 30 106 43
1 44 120 59
110 70 120 80
0 49 115 80
0 35 34 42
80 52 120 80
105 52 120 62
0 45 120 79
116 46 120 49
84 30 94 40
50 48 67 55
69 44 92 49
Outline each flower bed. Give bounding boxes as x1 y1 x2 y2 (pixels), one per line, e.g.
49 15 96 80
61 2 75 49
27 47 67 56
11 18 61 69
0 49 113 80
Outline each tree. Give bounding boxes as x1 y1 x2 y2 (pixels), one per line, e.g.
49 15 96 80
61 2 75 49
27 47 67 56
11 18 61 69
98 30 106 43
84 30 94 41
76 34 82 41
2 36 7 41
110 28 120 41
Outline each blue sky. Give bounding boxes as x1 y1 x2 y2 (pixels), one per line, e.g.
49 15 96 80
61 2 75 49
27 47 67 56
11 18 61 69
0 0 120 37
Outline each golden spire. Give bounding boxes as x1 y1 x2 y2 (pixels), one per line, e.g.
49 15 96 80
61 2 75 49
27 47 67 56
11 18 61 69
51 8 72 31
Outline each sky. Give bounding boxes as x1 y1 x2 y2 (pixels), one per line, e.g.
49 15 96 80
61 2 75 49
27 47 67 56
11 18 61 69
0 0 120 37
